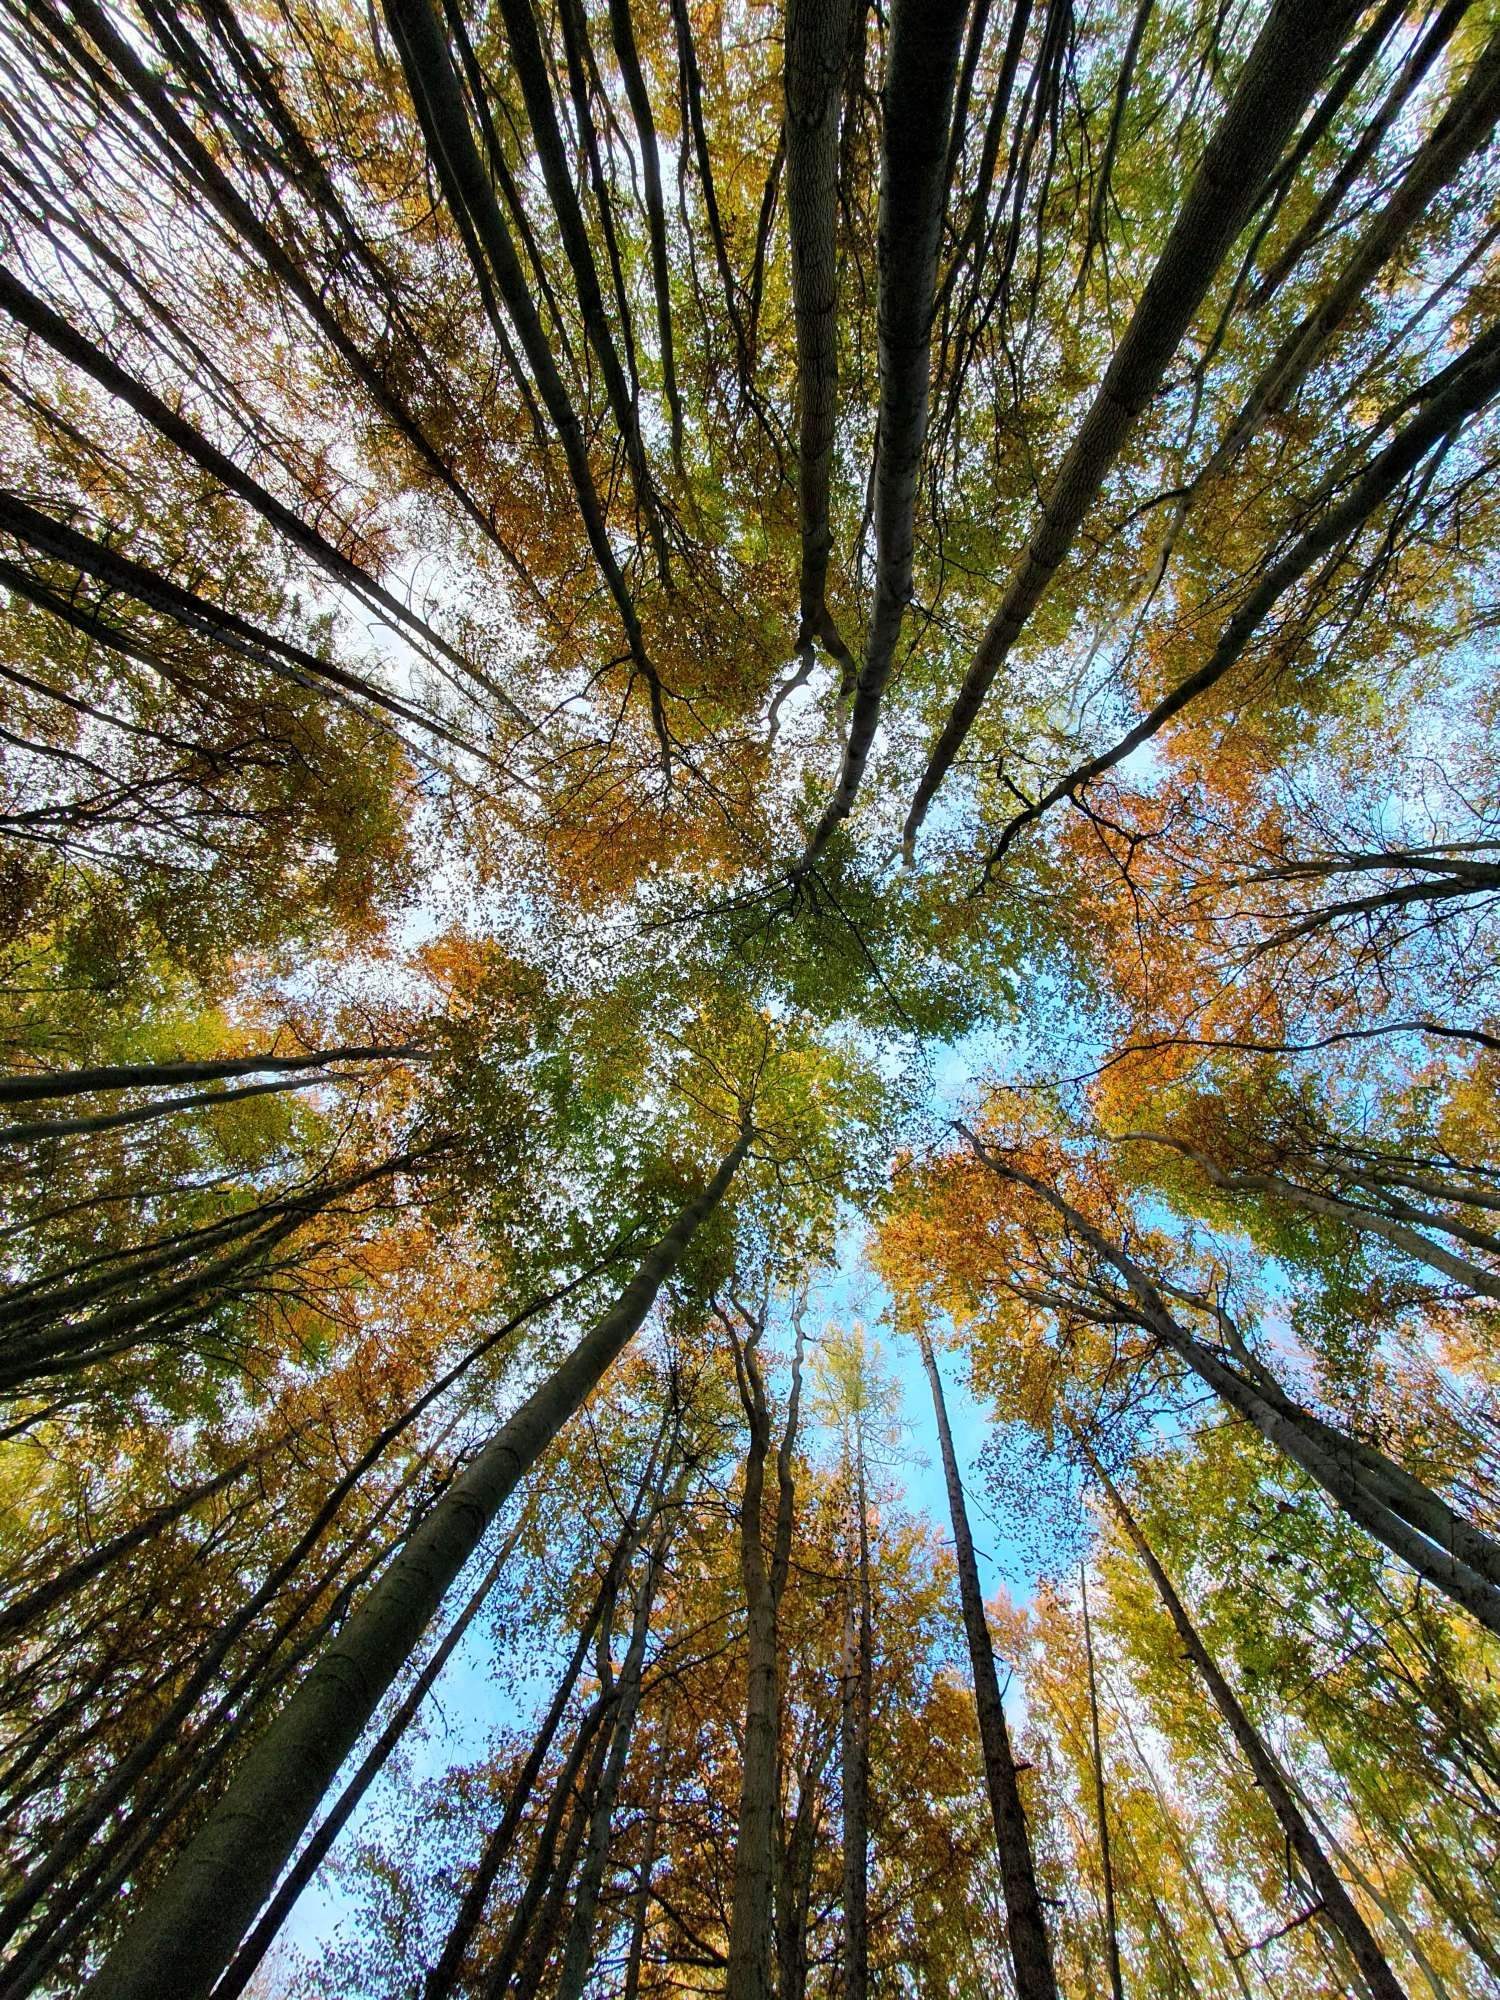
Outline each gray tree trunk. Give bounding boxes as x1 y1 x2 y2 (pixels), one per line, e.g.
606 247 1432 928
725 1304 806 2000
1088 1452 1410 2000
83 1136 748 2000
918 1329 1059 2000
905 0 1366 852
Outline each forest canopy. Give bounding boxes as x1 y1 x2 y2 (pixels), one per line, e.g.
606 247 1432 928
1 0 1499 1995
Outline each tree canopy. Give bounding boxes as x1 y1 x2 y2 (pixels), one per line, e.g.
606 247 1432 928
2 0 1500 1994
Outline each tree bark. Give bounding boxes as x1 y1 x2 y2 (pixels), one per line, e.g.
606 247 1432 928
422 1491 647 2000
0 1046 423 1106
213 1519 526 2000
724 1302 805 2000
553 1495 676 2000
82 1134 748 2000
1081 1568 1125 2000
973 314 1500 876
970 1141 1500 1636
489 0 668 578
839 1404 872 2000
1085 1450 1411 2000
604 0 684 467
800 0 969 868
784 0 852 659
904 0 1366 854
918 1329 1059 2000
0 266 528 723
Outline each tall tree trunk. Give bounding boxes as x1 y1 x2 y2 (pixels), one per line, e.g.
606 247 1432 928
839 1406 872 2000
917 1329 1059 1999
620 1715 669 2000
725 1302 806 2000
381 0 669 765
1086 1449 1411 2000
214 1518 527 2000
904 0 1366 853
603 0 683 466
0 1459 248 1644
776 1729 832 2000
423 1438 670 2000
1081 1568 1125 2000
498 1704 616 2000
82 1135 748 2000
800 0 969 865
0 1046 424 1105
784 0 852 662
553 1469 684 2000
973 1142 1500 1635
0 267 524 719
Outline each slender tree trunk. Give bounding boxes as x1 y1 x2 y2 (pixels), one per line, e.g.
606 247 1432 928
620 1715 668 2000
603 0 683 466
784 0 852 659
83 1135 748 2000
0 489 483 764
776 1729 832 2000
553 1478 682 2000
0 1074 338 1147
839 1409 872 2000
725 1303 805 2000
905 0 1366 852
382 0 668 761
422 1439 669 2000
498 1705 616 2000
800 0 969 865
1086 1451 1411 2000
1081 1569 1125 2000
0 1046 423 1105
918 1329 1059 1999
212 1518 526 2000
967 316 1500 872
974 1144 1500 1635
0 268 524 718
0 1459 248 1644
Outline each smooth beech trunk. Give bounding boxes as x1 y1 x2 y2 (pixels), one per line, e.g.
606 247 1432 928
725 1306 805 1999
1088 1452 1410 2000
1081 1569 1125 2000
382 0 663 737
905 0 1365 852
799 0 969 866
839 1406 872 2000
83 1136 747 2000
976 1144 1500 1636
918 1331 1058 2000
0 1046 423 1105
214 1519 526 2000
784 0 852 657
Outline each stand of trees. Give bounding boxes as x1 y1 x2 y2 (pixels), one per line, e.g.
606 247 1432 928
1 0 1498 1994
